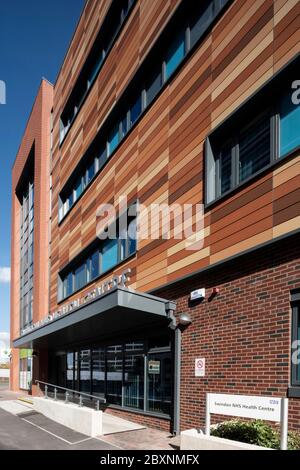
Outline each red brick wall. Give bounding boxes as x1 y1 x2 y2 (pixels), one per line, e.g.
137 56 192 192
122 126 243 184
10 80 53 392
105 408 172 433
156 232 300 432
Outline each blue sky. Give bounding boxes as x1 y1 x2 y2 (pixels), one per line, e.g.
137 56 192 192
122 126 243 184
0 0 85 338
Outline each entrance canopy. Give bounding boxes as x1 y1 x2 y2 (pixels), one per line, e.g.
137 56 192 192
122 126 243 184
13 287 176 350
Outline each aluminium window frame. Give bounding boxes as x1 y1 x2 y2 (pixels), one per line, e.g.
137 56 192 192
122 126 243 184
58 0 233 223
58 207 138 303
291 292 300 388
206 105 283 206
60 0 137 146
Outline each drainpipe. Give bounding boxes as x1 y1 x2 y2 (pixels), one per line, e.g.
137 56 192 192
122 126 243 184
167 305 181 436
173 326 181 436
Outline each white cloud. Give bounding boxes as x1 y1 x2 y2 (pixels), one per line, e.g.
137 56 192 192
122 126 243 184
0 332 10 350
0 267 10 283
0 333 10 363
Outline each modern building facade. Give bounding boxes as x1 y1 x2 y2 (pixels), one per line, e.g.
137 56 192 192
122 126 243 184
11 0 300 434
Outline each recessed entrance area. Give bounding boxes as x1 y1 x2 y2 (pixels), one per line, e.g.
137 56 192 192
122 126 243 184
48 334 172 418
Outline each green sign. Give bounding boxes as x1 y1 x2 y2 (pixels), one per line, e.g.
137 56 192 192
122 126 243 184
19 349 32 359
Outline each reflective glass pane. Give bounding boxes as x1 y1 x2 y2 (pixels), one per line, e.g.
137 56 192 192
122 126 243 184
130 95 142 126
190 2 213 49
90 251 99 280
165 31 185 80
121 114 128 138
98 145 107 169
79 349 91 393
87 160 95 183
146 68 162 107
107 345 123 405
239 114 270 182
64 271 73 298
102 238 118 273
66 352 74 389
92 348 106 397
75 177 82 200
148 353 172 415
108 124 119 156
124 348 144 410
74 263 86 291
280 89 300 157
219 145 232 195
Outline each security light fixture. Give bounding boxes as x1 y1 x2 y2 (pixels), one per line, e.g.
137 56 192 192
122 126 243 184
179 313 192 326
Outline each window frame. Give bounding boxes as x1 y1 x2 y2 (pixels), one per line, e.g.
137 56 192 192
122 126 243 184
59 0 137 146
291 298 300 387
58 0 233 223
205 101 294 206
58 208 138 302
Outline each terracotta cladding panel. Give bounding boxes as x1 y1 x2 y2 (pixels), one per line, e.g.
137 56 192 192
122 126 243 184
49 0 300 310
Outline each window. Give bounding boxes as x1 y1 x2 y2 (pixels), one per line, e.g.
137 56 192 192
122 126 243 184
87 160 96 184
66 352 75 389
129 94 142 127
190 1 213 49
108 124 119 156
60 0 137 144
74 263 86 292
68 191 73 209
19 180 34 332
205 77 300 204
102 238 118 273
60 209 137 300
80 349 91 393
147 353 172 415
57 337 171 416
239 114 271 182
121 113 128 138
106 345 123 406
217 142 233 197
59 0 232 220
279 89 300 157
146 68 162 107
74 177 82 201
89 251 100 281
98 144 107 169
19 353 32 391
165 31 185 81
64 271 73 298
291 297 300 387
128 218 137 256
92 348 106 397
124 342 144 410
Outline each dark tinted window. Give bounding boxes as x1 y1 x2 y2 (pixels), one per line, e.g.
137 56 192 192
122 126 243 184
239 114 270 182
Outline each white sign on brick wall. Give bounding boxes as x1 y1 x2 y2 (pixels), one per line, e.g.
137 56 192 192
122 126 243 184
195 358 205 377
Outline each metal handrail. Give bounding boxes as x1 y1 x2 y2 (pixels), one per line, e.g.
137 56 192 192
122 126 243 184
35 380 106 410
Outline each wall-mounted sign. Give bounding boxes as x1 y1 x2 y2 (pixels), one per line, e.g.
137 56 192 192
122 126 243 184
195 358 205 377
208 393 281 422
21 269 132 337
148 360 160 375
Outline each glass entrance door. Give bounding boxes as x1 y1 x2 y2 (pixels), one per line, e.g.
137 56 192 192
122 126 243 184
124 342 144 410
147 352 172 415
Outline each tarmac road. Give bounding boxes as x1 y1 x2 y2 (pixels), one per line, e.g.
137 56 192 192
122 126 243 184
0 407 119 450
